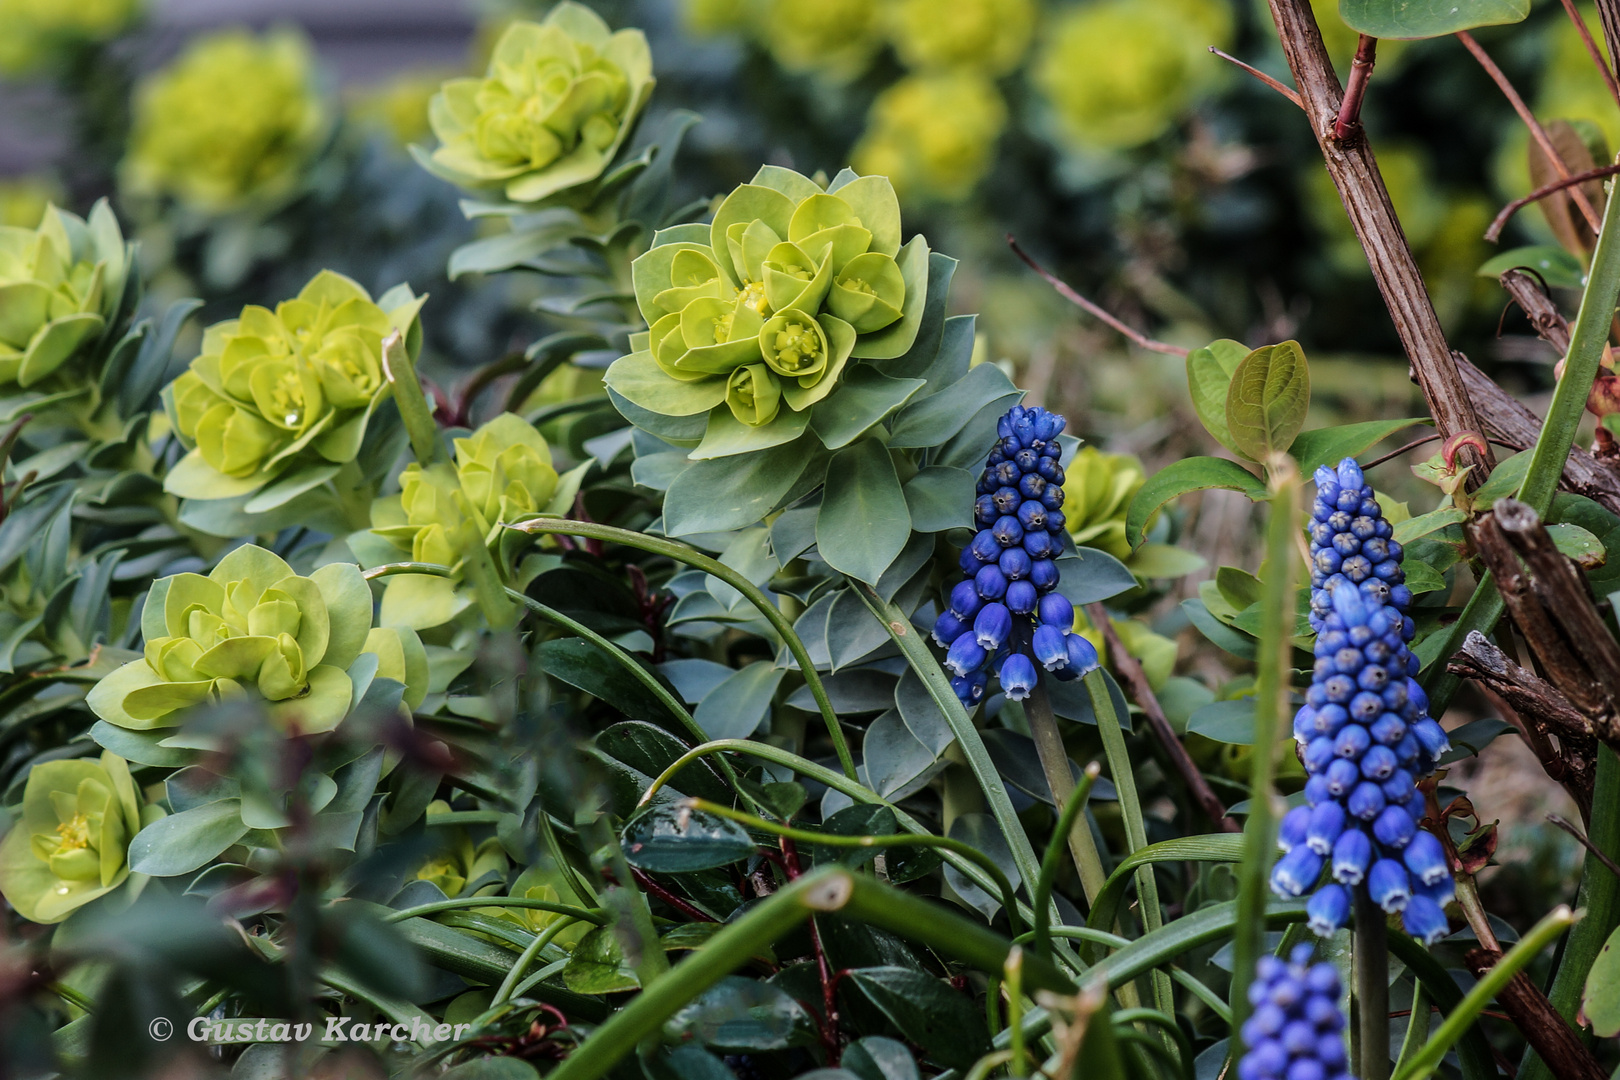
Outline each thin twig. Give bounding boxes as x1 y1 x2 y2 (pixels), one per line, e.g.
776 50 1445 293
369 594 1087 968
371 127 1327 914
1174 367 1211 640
1333 35 1378 141
1360 433 1523 471
1456 30 1604 235
1548 813 1620 879
1208 47 1304 109
1006 236 1189 357
1486 163 1620 242
1558 0 1620 112
1086 603 1241 833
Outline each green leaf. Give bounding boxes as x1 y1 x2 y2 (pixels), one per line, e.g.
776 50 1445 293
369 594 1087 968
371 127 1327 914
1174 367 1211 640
1182 597 1258 660
1187 699 1256 744
664 976 815 1050
1225 340 1310 461
887 362 1020 449
1291 418 1429 477
537 637 681 726
1394 507 1468 544
663 437 817 536
1340 0 1529 38
693 661 786 740
1126 543 1207 579
1186 339 1248 454
1084 835 1246 953
902 467 974 532
127 799 247 877
811 367 926 450
563 925 642 994
1437 717 1516 765
846 967 989 1069
596 721 730 802
843 1037 919 1080
1471 449 1533 508
1583 924 1620 1037
1216 567 1263 611
441 1060 541 1080
691 405 811 460
622 805 758 873
449 221 585 280
1053 549 1139 606
850 236 931 361
817 438 910 585
1126 457 1265 548
1546 522 1607 567
1477 246 1586 289
1402 558 1449 595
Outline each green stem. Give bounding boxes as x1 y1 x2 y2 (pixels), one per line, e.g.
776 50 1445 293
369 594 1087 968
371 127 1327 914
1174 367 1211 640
685 797 1023 938
1007 947 1028 1078
1027 679 1109 906
851 580 1046 913
510 519 855 780
1393 983 1431 1080
1392 905 1578 1080
1230 465 1298 1053
381 330 442 466
1085 666 1175 1020
1034 762 1102 960
381 896 606 924
587 815 670 988
1521 745 1620 1080
493 916 582 1007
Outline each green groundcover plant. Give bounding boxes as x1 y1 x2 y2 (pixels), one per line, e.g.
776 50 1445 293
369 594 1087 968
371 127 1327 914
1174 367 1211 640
4 2 1620 1080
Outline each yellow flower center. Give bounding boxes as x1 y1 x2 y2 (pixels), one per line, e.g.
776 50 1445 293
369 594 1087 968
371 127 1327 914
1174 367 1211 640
55 813 92 853
711 308 738 343
772 322 822 373
270 369 306 427
839 274 877 297
736 281 770 316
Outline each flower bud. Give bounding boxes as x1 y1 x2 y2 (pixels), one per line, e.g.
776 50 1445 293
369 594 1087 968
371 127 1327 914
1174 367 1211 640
1030 558 1058 591
1372 804 1417 849
1064 633 1099 674
1346 781 1385 821
1005 580 1037 614
970 529 1002 563
1411 718 1450 758
931 610 968 648
949 580 983 619
1304 801 1345 855
1403 830 1449 886
1401 894 1449 945
998 546 1032 580
974 564 1008 600
945 634 988 677
1278 804 1312 852
1022 529 1055 559
1270 846 1324 898
1368 858 1411 912
999 652 1037 701
1031 625 1069 671
974 603 1013 651
1331 828 1371 885
1037 593 1074 629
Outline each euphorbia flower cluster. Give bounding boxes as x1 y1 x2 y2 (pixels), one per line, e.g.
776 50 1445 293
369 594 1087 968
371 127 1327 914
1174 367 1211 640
932 405 1098 706
1271 458 1454 944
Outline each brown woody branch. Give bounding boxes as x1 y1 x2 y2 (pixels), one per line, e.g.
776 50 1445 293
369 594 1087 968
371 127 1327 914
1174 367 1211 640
1499 269 1574 353
1446 630 1594 819
1264 0 1494 481
1464 948 1609 1080
1332 35 1377 141
1086 603 1241 833
1595 2 1620 107
1006 237 1189 357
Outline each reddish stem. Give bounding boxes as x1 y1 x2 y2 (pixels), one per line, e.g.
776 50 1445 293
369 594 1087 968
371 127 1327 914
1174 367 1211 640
629 867 717 923
1332 35 1378 141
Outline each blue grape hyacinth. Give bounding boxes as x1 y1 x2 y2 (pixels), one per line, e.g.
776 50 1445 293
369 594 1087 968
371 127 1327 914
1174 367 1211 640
933 405 1099 707
1239 945 1354 1080
1272 458 1455 946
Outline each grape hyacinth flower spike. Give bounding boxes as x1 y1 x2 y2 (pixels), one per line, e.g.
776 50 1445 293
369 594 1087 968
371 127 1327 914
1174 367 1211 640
1273 457 1456 946
934 404 1099 706
1238 945 1354 1080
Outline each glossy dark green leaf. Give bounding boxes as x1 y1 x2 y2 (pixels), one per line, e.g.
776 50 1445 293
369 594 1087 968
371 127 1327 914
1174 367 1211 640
1225 340 1310 461
663 976 815 1050
846 967 989 1069
1471 449 1532 508
843 1037 919 1080
442 1059 541 1080
597 721 730 803
622 805 758 873
818 438 911 585
563 925 642 994
538 637 681 727
643 1046 736 1080
1126 457 1265 549
1340 0 1529 39
1437 717 1516 765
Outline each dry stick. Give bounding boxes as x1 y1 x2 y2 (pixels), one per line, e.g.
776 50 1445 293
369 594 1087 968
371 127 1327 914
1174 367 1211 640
1486 163 1620 242
1006 237 1189 357
1264 0 1494 481
1086 604 1241 834
1499 269 1575 353
1598 1 1620 92
1456 31 1604 236
1549 813 1620 879
1208 47 1304 109
1333 35 1378 141
1560 0 1620 111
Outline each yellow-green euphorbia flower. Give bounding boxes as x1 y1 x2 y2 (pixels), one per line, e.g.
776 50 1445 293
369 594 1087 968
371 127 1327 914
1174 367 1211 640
495 864 589 949
0 200 131 388
887 0 1035 76
86 545 422 733
0 0 141 76
419 3 653 205
413 801 510 897
0 751 159 924
853 73 1007 205
352 412 561 630
122 27 330 214
1034 0 1232 152
1062 446 1147 563
607 166 929 454
759 0 884 83
162 269 425 502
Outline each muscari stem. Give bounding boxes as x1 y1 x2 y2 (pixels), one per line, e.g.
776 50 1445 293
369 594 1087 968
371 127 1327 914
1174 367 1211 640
1354 887 1391 1080
1230 462 1298 1054
1027 680 1109 906
1033 760 1102 960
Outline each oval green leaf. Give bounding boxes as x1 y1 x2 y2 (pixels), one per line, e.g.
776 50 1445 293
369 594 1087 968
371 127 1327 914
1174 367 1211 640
1340 0 1530 39
1126 457 1266 549
1225 340 1311 462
